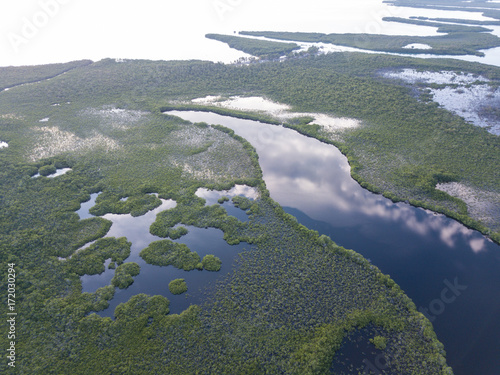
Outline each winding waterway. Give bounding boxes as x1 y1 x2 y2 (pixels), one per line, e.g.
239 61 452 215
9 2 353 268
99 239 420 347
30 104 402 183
166 110 500 375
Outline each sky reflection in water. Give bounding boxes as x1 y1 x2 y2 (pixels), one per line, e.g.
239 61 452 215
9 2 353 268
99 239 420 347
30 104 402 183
168 111 490 253
166 110 500 375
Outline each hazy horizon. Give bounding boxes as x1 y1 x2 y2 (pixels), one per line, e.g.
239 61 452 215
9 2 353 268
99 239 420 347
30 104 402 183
0 0 440 67
0 0 499 67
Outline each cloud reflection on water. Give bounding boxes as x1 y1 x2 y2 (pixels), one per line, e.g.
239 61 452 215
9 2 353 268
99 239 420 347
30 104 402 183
101 199 177 252
196 184 259 203
167 110 490 254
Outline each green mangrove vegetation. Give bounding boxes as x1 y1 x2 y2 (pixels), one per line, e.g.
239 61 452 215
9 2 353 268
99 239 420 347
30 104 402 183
239 30 500 56
232 195 253 211
111 262 140 289
206 33 301 59
149 191 257 245
382 16 494 33
414 17 500 26
165 226 188 240
168 278 188 295
384 1 500 21
140 240 203 271
370 335 388 350
3 45 498 372
201 254 222 272
217 195 230 204
0 60 92 91
195 197 452 374
38 164 57 176
89 193 162 217
68 237 131 276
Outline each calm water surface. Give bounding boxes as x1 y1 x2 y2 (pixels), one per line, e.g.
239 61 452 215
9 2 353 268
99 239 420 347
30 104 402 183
77 191 254 316
166 110 500 375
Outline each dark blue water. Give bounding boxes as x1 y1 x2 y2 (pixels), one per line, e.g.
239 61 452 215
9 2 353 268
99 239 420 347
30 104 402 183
86 225 250 316
166 110 500 375
329 327 396 375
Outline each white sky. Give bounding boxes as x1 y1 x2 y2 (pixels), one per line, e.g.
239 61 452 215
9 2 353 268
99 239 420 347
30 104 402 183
0 0 496 67
0 0 419 67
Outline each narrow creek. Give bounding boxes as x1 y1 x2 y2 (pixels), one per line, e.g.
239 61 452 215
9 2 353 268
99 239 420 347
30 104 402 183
165 110 500 375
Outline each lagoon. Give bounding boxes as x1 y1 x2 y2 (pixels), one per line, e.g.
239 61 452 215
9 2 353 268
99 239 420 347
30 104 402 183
78 190 255 316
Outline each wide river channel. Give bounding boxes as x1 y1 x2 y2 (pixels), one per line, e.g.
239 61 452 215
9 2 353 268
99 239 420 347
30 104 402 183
166 110 500 375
